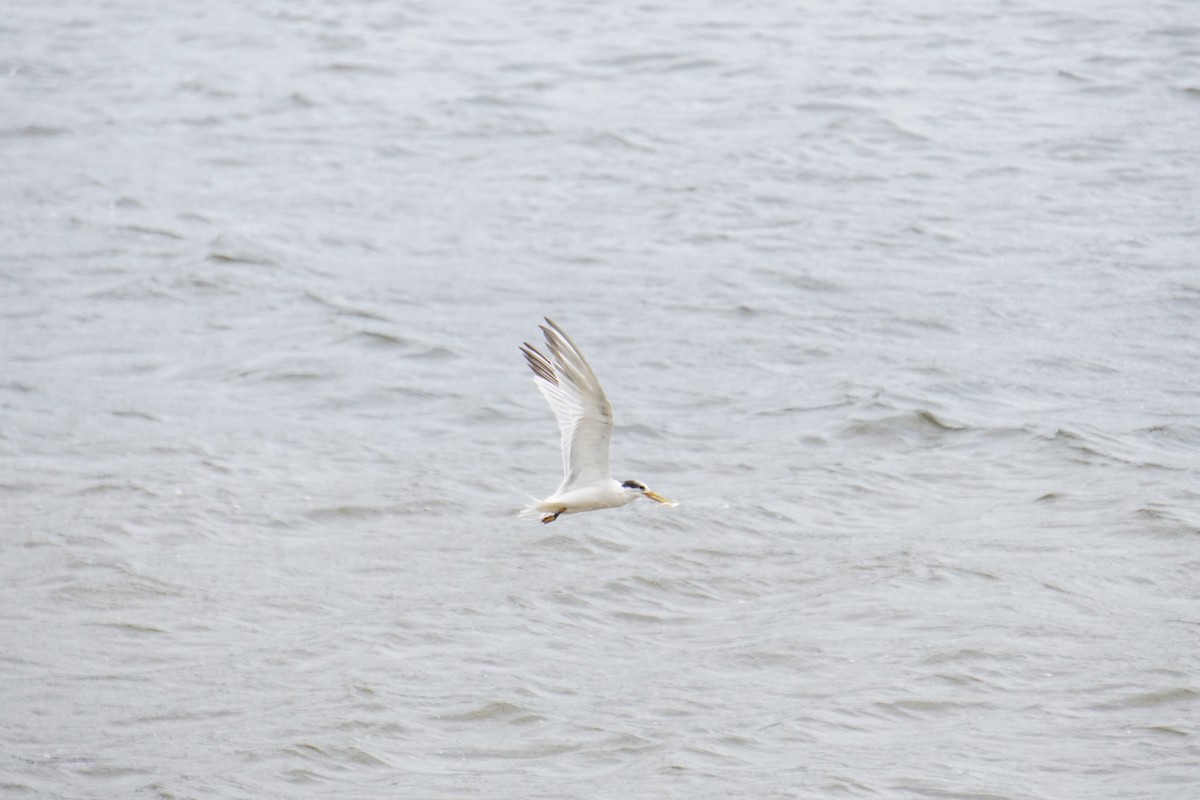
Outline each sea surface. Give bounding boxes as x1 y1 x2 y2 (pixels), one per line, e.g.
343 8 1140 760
2 1 1198 798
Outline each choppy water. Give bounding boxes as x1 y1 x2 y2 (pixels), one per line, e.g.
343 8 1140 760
3 1 1199 798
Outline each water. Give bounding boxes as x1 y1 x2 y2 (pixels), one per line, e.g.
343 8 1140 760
2 1 1198 797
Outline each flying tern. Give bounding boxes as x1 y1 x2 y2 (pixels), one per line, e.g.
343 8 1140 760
520 317 675 524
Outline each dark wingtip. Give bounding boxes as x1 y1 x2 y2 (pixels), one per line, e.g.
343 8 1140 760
520 341 558 384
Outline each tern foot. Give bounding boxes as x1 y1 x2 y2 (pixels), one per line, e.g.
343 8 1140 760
540 511 562 524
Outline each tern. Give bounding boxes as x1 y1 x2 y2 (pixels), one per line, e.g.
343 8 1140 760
520 317 675 524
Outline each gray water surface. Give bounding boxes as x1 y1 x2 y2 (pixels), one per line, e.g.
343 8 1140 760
3 1 1199 798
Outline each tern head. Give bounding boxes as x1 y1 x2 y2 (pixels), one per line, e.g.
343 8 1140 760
621 479 676 506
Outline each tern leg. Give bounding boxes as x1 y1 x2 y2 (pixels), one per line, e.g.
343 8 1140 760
540 510 564 524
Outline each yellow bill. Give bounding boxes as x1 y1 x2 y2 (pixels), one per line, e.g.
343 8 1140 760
643 490 677 507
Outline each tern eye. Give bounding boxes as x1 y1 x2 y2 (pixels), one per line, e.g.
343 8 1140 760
621 480 645 491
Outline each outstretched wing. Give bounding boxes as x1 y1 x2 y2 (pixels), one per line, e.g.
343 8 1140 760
520 317 614 493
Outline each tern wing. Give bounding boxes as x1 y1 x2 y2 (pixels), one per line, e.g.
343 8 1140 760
520 317 614 493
